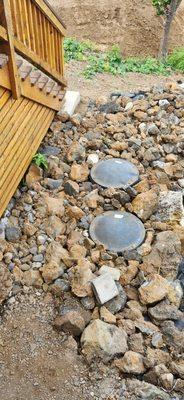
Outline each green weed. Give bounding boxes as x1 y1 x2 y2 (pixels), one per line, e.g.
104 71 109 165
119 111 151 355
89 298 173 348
33 153 48 169
64 38 182 79
168 48 184 72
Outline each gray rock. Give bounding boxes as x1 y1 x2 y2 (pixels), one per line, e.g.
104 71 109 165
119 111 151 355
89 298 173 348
5 226 21 242
105 282 127 314
64 180 79 196
42 178 63 190
33 254 44 263
99 102 121 114
125 378 171 400
80 296 96 310
161 320 184 352
149 301 183 321
159 99 170 109
40 145 60 156
147 123 160 136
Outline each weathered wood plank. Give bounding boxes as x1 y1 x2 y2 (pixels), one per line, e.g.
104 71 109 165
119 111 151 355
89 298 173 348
2 0 21 98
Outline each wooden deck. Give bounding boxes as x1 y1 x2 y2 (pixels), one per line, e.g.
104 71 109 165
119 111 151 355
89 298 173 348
0 0 66 217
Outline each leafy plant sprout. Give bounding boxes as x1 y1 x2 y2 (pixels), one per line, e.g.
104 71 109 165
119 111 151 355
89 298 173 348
32 153 48 170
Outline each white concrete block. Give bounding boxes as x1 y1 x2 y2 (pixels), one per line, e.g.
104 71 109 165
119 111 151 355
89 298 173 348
62 90 81 116
91 273 119 305
98 266 121 281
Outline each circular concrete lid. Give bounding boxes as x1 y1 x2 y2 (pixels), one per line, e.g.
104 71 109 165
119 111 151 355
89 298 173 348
90 159 139 189
89 211 145 252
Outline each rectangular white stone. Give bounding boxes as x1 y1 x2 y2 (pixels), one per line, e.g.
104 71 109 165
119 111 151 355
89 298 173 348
61 90 81 116
91 273 119 305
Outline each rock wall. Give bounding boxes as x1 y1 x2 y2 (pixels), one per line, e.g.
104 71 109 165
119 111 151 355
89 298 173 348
49 0 184 56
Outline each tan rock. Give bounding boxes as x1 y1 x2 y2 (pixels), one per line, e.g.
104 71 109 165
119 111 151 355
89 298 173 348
132 189 158 221
67 205 85 220
0 265 13 304
115 351 145 374
142 231 181 279
26 164 42 188
71 263 94 298
70 163 89 182
84 189 101 209
81 319 128 362
45 215 66 238
44 195 65 218
100 306 116 324
139 274 169 305
54 311 86 336
145 347 171 369
134 179 150 193
70 244 87 261
23 270 43 288
120 262 138 286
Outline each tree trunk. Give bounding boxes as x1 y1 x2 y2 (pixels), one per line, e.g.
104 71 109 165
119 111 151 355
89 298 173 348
159 12 174 59
159 0 182 59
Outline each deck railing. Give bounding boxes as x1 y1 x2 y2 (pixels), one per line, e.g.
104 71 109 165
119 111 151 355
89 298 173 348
0 0 66 98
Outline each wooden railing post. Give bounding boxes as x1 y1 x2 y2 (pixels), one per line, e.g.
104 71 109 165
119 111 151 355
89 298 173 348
2 0 21 99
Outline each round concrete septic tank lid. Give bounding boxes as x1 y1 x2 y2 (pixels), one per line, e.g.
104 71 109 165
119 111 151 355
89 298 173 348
89 211 145 252
90 158 139 189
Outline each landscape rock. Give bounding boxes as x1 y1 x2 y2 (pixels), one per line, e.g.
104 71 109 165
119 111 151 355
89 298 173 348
155 191 184 225
5 226 21 242
54 310 86 336
0 265 13 304
26 164 43 188
132 189 158 221
104 282 127 314
139 274 169 304
70 163 89 182
148 301 183 322
64 180 79 196
81 319 127 362
44 195 65 218
71 262 94 298
98 265 121 281
115 351 145 374
91 273 119 305
143 231 182 279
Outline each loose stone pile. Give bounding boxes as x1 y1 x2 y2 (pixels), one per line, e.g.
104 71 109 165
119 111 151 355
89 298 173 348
0 81 184 398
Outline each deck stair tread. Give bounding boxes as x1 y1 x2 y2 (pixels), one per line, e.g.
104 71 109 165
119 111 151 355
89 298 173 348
0 53 64 100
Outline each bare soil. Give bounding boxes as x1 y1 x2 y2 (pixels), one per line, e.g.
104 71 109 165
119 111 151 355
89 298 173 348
49 0 184 57
66 60 183 112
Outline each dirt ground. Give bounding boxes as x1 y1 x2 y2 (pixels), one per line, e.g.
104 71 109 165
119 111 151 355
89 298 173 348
49 0 184 57
0 293 121 400
66 60 183 112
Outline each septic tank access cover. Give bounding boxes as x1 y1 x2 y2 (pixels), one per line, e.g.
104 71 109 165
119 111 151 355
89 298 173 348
90 158 139 189
89 211 145 252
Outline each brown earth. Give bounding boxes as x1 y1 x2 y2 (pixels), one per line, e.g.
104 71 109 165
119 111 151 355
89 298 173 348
66 60 183 113
48 0 184 57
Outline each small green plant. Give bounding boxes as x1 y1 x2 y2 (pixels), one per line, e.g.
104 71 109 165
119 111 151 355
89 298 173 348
168 47 184 72
33 153 48 169
64 38 182 79
64 37 95 62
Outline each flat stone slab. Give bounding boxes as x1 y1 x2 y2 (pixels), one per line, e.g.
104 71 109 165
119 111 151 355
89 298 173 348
90 158 139 189
89 211 145 252
91 273 119 305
